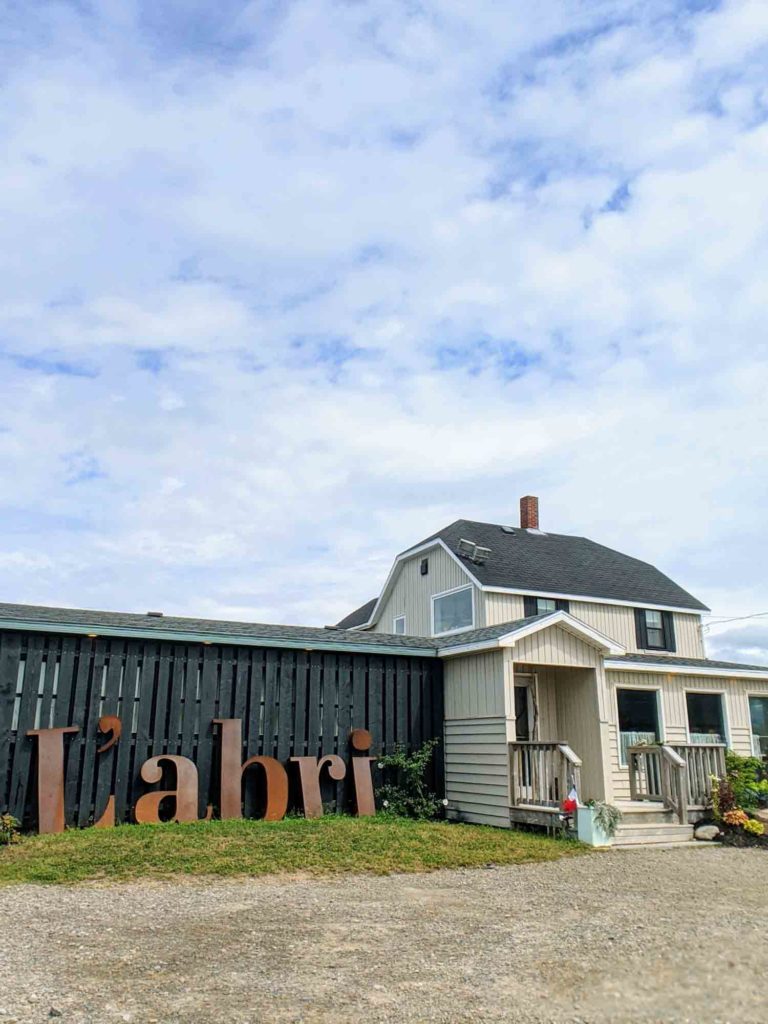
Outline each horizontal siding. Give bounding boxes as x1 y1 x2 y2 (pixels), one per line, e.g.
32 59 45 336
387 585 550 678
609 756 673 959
373 546 476 637
444 717 509 827
606 669 768 800
444 650 505 719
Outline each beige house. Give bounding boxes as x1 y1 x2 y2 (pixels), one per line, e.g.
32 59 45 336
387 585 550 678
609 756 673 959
337 497 768 845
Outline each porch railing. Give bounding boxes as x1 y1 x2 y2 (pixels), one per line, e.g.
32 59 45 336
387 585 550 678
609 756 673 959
668 743 726 806
509 742 582 808
627 744 688 824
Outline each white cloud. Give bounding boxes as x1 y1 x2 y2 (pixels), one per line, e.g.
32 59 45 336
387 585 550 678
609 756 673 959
0 0 766 665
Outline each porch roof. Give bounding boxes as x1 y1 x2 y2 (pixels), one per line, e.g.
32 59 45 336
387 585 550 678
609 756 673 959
605 653 768 679
436 610 627 657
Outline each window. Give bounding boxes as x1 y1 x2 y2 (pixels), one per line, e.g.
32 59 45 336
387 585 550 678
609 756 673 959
634 609 676 652
645 610 664 647
617 688 660 765
523 596 569 616
749 696 768 756
393 615 406 635
420 558 429 576
686 692 725 744
432 586 473 635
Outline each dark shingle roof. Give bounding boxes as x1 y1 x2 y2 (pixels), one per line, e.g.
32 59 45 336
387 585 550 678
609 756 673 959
335 598 377 629
607 653 768 673
435 614 546 649
0 602 437 656
406 519 708 611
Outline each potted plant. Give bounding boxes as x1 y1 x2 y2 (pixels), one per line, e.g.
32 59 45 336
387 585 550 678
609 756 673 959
576 800 622 846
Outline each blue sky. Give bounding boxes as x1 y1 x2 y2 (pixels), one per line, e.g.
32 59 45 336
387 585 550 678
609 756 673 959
1 0 767 662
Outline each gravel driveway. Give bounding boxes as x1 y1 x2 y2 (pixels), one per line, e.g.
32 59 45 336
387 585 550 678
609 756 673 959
0 846 765 1024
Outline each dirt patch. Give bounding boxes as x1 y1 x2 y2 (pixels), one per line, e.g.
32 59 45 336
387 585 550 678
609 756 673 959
0 846 765 1023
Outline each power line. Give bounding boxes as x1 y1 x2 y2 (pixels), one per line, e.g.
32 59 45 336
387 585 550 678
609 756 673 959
703 611 768 629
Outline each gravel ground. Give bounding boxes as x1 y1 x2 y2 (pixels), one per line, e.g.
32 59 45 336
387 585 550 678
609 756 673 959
0 846 766 1024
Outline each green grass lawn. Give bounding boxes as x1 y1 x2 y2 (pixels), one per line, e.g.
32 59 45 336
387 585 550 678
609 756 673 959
0 816 587 885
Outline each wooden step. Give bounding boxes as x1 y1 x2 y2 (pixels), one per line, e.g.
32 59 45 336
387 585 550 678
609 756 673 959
616 804 680 825
612 822 694 847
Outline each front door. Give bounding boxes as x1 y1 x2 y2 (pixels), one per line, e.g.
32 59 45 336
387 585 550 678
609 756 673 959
514 684 531 741
514 678 534 798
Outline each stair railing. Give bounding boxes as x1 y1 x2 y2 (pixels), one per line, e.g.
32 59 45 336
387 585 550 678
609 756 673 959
627 744 688 824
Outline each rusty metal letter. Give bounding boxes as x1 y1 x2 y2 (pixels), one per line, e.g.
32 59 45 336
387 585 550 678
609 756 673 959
215 718 289 821
27 726 79 834
96 715 122 754
350 729 376 817
134 756 200 824
290 755 346 818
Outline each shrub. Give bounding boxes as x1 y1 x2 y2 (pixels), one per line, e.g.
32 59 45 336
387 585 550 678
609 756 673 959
376 739 446 820
743 818 765 837
724 751 768 809
0 814 20 846
711 776 738 820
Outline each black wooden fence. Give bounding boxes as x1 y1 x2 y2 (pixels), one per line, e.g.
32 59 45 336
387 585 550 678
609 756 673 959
0 630 444 829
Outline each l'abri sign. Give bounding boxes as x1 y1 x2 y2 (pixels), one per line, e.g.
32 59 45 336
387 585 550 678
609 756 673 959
28 718 377 834
1 632 444 833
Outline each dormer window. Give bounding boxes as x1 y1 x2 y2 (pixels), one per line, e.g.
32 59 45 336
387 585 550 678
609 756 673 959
523 596 569 617
635 608 676 652
432 585 474 636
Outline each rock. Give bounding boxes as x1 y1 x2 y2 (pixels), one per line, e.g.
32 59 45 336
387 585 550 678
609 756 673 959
694 824 720 841
753 808 768 824
49 1010 63 1018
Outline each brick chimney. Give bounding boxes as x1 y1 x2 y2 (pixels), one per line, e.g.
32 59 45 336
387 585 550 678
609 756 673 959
520 495 539 530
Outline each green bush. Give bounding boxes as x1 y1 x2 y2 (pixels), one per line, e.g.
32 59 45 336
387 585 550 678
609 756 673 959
0 814 20 846
725 751 768 809
376 739 446 820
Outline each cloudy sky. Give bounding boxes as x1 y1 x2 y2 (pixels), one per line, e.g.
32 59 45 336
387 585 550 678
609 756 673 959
1 0 767 661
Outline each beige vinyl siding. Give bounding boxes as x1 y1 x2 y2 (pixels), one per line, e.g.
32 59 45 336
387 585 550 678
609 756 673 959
606 669 768 800
444 651 506 719
513 625 602 668
484 592 526 626
483 592 705 658
567 602 705 658
444 717 510 827
372 546 477 637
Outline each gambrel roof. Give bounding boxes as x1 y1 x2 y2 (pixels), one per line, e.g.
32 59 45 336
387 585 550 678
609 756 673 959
405 519 709 611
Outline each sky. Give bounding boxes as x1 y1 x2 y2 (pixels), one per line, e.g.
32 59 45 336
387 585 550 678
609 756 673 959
0 0 767 663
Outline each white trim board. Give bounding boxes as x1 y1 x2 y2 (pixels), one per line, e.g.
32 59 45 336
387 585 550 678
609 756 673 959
438 611 627 658
483 586 706 615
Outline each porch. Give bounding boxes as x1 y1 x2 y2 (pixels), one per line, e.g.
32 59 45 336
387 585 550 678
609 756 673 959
508 738 726 836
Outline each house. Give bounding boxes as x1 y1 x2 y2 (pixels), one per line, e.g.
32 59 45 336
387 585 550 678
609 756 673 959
3 497 767 844
336 496 768 844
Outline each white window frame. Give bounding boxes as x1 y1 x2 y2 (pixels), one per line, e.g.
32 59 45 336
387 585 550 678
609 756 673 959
746 690 768 756
613 684 665 768
431 584 475 638
393 615 406 635
683 688 730 747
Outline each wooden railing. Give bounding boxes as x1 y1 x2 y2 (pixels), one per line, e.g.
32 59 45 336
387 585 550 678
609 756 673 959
627 745 688 824
668 744 726 806
509 742 582 808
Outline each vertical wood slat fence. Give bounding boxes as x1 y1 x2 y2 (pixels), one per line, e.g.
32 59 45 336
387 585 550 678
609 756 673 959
0 630 444 829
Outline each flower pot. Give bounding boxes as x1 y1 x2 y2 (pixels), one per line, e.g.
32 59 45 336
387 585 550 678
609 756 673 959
576 805 613 847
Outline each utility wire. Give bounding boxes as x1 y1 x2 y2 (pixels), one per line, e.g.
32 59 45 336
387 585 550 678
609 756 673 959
703 610 768 629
